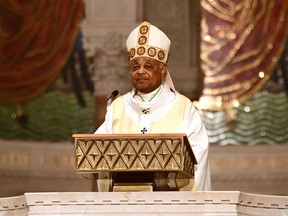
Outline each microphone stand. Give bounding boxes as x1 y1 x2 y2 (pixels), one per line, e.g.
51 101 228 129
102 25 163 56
88 90 119 134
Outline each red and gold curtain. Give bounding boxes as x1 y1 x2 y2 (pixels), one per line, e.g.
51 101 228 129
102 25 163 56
0 0 84 105
198 0 288 110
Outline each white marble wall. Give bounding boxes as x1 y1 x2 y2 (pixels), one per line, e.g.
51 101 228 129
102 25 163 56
81 0 139 96
1 139 288 198
0 139 92 197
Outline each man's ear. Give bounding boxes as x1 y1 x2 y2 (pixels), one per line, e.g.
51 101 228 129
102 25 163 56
161 64 168 78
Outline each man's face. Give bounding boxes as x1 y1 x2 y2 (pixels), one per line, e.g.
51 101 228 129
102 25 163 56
130 57 167 93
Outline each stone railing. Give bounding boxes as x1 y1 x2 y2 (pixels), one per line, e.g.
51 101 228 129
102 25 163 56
1 191 288 215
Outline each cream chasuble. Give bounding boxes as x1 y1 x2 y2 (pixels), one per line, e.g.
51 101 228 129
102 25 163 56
96 84 211 191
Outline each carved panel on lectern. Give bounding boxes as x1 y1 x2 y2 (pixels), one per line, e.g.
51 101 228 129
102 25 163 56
74 134 197 178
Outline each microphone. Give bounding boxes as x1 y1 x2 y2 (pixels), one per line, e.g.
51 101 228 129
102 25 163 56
88 90 119 133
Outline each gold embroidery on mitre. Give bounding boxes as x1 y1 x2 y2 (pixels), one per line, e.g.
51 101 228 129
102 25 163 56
137 47 145 55
148 47 156 57
130 48 136 58
158 50 165 61
138 36 147 45
140 24 149 34
128 22 167 63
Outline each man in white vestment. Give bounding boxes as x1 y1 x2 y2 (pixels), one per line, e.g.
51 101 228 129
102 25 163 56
96 21 211 191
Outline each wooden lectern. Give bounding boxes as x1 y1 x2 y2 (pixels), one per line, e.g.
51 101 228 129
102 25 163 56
73 133 197 191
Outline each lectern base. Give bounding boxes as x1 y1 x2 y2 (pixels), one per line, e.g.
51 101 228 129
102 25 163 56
95 171 194 192
113 183 153 192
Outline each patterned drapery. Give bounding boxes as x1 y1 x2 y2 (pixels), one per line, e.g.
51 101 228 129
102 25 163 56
198 0 288 111
0 0 84 105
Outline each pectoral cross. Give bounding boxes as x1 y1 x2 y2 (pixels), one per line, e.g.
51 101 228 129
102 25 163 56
141 127 147 134
142 108 150 114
